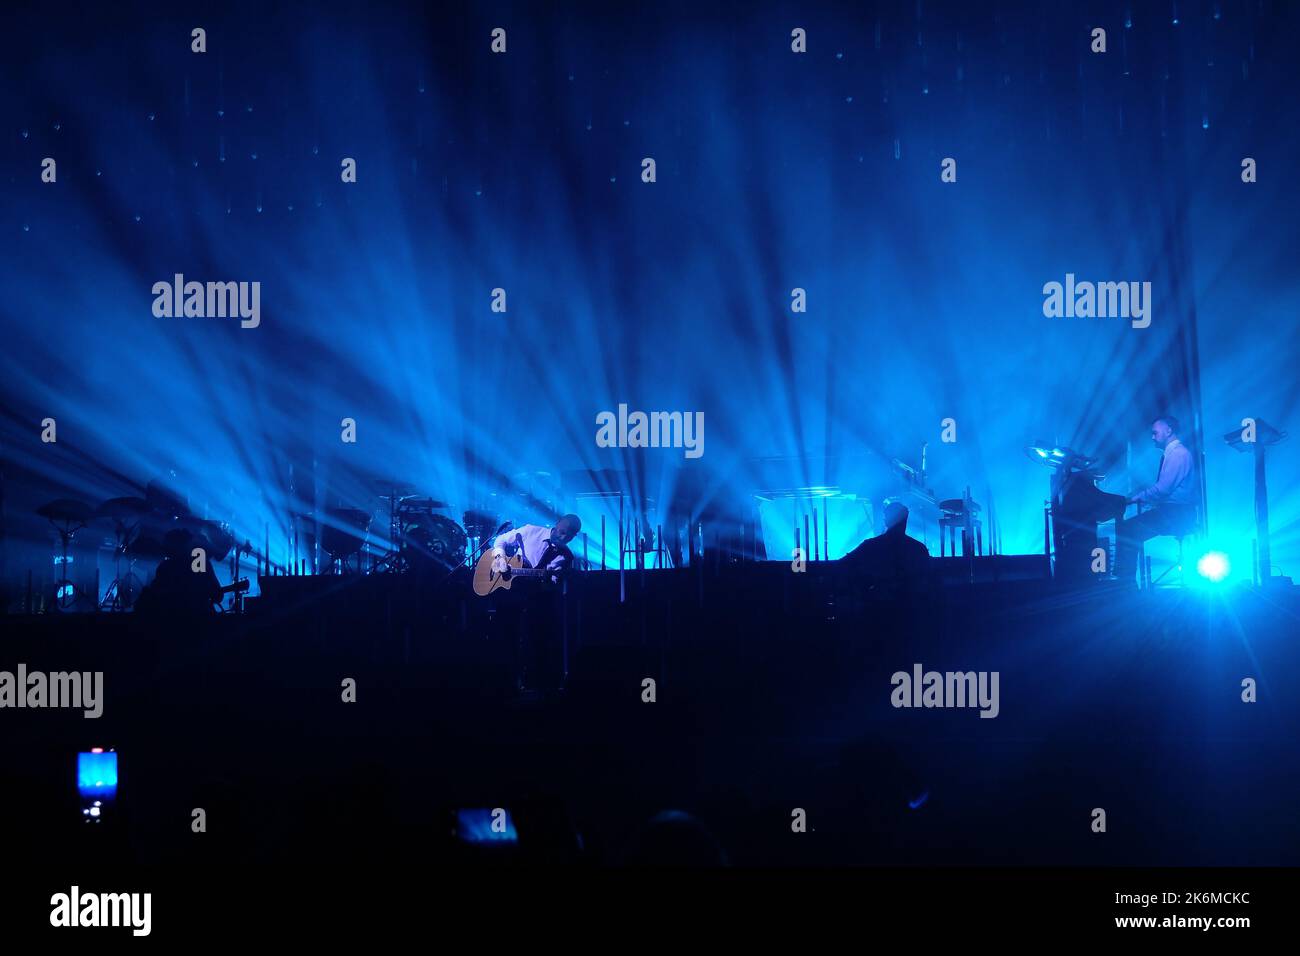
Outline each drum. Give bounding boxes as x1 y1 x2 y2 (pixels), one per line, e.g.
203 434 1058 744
403 514 468 570
322 508 372 559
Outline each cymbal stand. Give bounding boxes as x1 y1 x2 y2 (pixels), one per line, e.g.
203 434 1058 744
99 518 138 611
371 485 411 573
48 516 86 610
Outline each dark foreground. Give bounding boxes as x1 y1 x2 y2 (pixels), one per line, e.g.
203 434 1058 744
4 562 1296 873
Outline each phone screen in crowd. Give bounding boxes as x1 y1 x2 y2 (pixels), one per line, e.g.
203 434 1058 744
77 748 117 823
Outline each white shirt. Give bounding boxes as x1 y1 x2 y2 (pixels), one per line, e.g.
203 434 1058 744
1132 438 1196 506
492 524 570 570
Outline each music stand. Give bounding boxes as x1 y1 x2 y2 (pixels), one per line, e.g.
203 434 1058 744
1224 417 1287 586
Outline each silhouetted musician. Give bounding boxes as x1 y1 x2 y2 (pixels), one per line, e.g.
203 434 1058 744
842 502 930 587
135 529 223 616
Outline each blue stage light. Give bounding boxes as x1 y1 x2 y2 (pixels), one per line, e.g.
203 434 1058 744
1196 551 1230 583
455 808 518 843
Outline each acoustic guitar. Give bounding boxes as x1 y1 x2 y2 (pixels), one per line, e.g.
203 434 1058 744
472 551 554 596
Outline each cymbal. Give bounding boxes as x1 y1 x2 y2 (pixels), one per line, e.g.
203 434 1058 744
398 496 449 511
94 496 151 520
36 498 94 523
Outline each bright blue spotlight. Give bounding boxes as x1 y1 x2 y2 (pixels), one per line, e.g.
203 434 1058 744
1196 551 1230 583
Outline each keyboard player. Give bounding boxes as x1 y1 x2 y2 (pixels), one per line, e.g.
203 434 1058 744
1115 415 1198 585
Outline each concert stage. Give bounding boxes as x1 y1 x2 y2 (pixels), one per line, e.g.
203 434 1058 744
5 567 1297 869
4 0 1300 938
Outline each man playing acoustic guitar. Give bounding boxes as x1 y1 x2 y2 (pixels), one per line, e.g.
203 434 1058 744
486 514 582 695
490 514 582 583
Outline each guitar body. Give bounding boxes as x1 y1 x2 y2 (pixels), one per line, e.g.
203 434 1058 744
473 550 525 596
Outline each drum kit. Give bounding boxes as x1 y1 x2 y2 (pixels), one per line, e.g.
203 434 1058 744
34 482 243 611
336 479 479 575
358 476 568 576
398 471 578 573
32 470 536 606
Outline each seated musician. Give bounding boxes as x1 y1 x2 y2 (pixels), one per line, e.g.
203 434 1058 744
136 529 223 615
1116 415 1198 584
491 514 582 583
842 502 930 584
